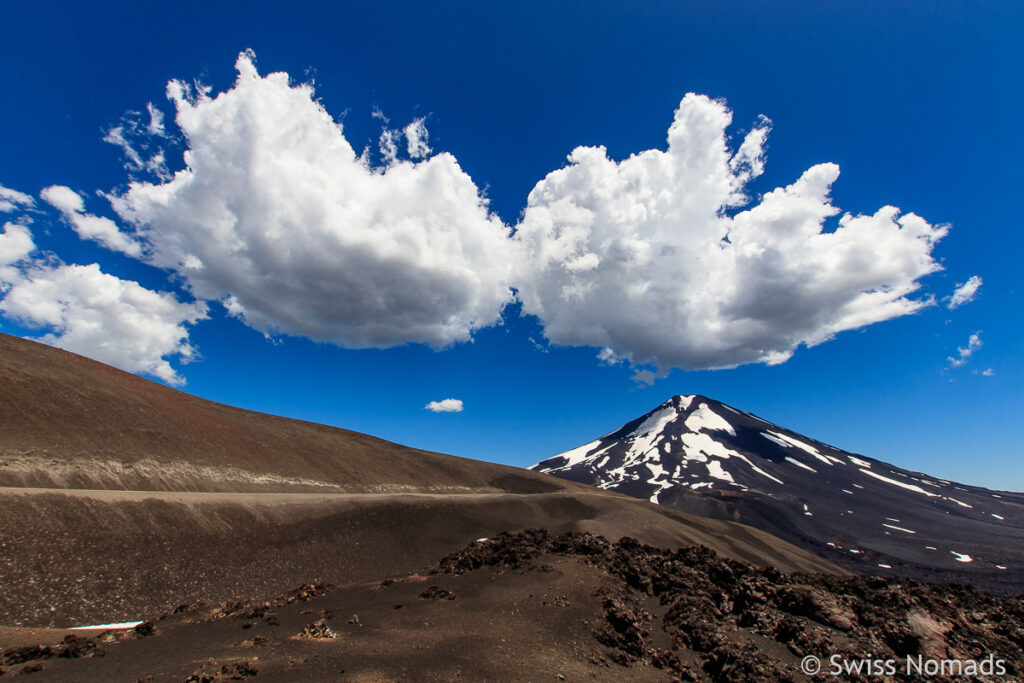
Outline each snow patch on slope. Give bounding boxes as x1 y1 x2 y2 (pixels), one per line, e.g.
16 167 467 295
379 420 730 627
859 468 939 497
786 456 817 473
684 403 736 436
766 431 841 466
538 439 605 470
706 460 734 483
762 432 793 448
632 404 679 439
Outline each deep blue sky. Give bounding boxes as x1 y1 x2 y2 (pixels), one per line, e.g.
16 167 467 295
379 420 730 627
2 1 1021 489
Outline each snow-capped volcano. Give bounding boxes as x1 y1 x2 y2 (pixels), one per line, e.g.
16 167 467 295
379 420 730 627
532 395 1024 593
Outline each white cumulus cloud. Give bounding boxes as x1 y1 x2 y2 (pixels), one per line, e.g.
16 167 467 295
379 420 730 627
111 51 518 350
425 398 464 413
948 331 982 368
0 219 205 386
947 275 982 309
1 261 207 386
514 93 948 371
40 185 142 257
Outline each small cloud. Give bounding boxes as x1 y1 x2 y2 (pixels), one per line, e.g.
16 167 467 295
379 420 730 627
40 185 142 257
102 107 172 181
404 118 432 159
631 369 658 386
0 183 35 213
146 102 166 137
425 398 464 413
103 125 145 171
982 368 994 377
947 275 982 310
947 331 982 368
378 127 399 166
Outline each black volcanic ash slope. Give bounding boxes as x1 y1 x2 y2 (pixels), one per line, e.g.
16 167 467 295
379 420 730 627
532 395 1024 593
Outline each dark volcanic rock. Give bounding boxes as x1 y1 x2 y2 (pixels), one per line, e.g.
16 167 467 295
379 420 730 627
434 531 1024 681
418 586 456 600
9 531 1024 681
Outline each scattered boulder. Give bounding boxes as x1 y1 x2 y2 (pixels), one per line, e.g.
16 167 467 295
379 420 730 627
419 586 456 600
298 618 337 640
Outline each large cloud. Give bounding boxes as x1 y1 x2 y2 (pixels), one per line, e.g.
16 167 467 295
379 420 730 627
515 94 948 371
111 51 518 349
0 220 206 386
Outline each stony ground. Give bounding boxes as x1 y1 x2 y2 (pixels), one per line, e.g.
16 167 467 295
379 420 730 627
3 531 1022 681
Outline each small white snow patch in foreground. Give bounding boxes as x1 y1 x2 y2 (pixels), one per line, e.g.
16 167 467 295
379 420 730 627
885 517 900 522
69 621 144 630
995 564 1007 570
925 546 937 550
475 538 489 543
945 497 974 509
992 494 1002 498
882 523 916 534
842 489 854 495
878 563 892 569
991 514 1005 520
849 549 862 554
951 552 973 563
848 456 872 468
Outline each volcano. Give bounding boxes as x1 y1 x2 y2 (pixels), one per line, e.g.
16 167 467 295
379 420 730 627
532 395 1024 593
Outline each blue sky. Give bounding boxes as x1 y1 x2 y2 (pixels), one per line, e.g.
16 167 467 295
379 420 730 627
1 1 1021 489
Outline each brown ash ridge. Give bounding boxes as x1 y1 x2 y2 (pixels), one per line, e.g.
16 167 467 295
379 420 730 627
436 530 1024 682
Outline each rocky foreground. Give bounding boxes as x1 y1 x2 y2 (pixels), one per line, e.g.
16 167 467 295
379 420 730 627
3 531 1022 681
